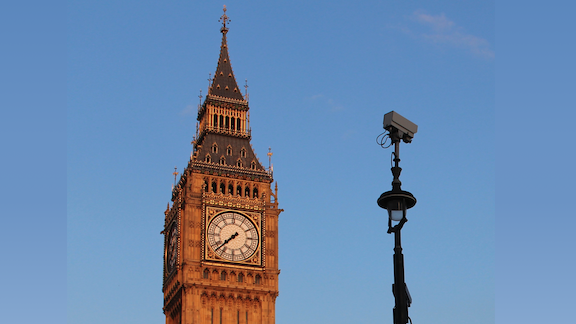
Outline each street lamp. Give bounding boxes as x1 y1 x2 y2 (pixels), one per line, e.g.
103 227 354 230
377 111 417 324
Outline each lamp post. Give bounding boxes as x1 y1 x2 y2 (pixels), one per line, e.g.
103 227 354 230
377 111 417 324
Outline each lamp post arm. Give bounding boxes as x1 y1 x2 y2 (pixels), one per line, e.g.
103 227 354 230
387 216 407 234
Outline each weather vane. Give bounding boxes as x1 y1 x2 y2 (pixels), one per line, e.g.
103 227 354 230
219 5 230 31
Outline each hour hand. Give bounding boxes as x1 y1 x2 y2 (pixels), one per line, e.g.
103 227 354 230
214 232 239 251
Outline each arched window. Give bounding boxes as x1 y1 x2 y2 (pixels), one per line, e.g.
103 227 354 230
220 271 227 281
231 117 235 131
228 184 233 195
220 182 225 193
226 146 232 156
236 185 242 196
219 115 224 128
253 188 258 198
225 116 229 129
203 268 210 279
236 159 243 168
220 156 226 165
245 186 250 197
212 182 217 193
237 119 241 131
237 273 244 283
205 154 211 163
250 161 256 170
240 148 246 158
213 114 218 128
212 143 218 153
254 274 261 285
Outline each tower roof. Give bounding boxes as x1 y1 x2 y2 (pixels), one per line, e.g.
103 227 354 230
190 7 270 180
208 8 244 101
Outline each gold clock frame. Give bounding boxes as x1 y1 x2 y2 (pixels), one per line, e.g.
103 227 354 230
203 206 264 267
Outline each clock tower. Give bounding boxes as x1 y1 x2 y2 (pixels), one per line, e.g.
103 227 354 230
162 8 283 324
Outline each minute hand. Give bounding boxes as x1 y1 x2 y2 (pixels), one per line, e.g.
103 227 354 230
214 232 239 251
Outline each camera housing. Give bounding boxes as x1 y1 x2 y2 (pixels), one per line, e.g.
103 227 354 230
383 111 418 143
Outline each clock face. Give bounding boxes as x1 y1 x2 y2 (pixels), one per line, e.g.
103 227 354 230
165 222 178 274
207 211 259 262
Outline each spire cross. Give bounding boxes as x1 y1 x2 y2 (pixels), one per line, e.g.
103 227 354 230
208 73 212 89
219 5 230 31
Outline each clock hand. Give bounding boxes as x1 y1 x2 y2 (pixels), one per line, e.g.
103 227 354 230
214 232 239 251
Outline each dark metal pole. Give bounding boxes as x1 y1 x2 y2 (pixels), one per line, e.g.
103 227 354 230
390 138 409 324
391 138 402 192
393 228 408 324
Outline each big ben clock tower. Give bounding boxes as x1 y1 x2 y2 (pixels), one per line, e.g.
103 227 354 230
162 7 283 324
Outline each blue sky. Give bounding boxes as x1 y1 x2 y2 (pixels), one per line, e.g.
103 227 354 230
496 1 576 322
66 1 494 323
1 0 574 323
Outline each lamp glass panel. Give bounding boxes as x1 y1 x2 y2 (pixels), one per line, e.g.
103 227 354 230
390 210 404 221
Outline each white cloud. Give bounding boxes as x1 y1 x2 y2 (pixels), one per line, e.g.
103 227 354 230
180 104 196 116
308 94 344 112
413 12 454 31
406 11 494 59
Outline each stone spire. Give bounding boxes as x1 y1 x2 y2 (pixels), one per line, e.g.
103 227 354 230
208 5 245 101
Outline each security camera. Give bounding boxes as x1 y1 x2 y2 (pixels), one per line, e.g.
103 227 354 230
383 111 418 143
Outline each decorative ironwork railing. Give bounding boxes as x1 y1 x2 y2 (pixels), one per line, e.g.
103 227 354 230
201 125 251 138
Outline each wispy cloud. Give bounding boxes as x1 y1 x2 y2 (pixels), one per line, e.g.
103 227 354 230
309 94 344 112
413 11 455 32
180 104 196 116
402 11 494 59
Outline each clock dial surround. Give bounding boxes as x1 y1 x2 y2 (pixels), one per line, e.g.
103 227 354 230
165 222 178 274
207 211 260 262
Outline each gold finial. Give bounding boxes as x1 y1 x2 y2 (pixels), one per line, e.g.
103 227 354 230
172 166 179 187
267 147 273 176
244 79 249 102
197 89 203 114
219 5 230 31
